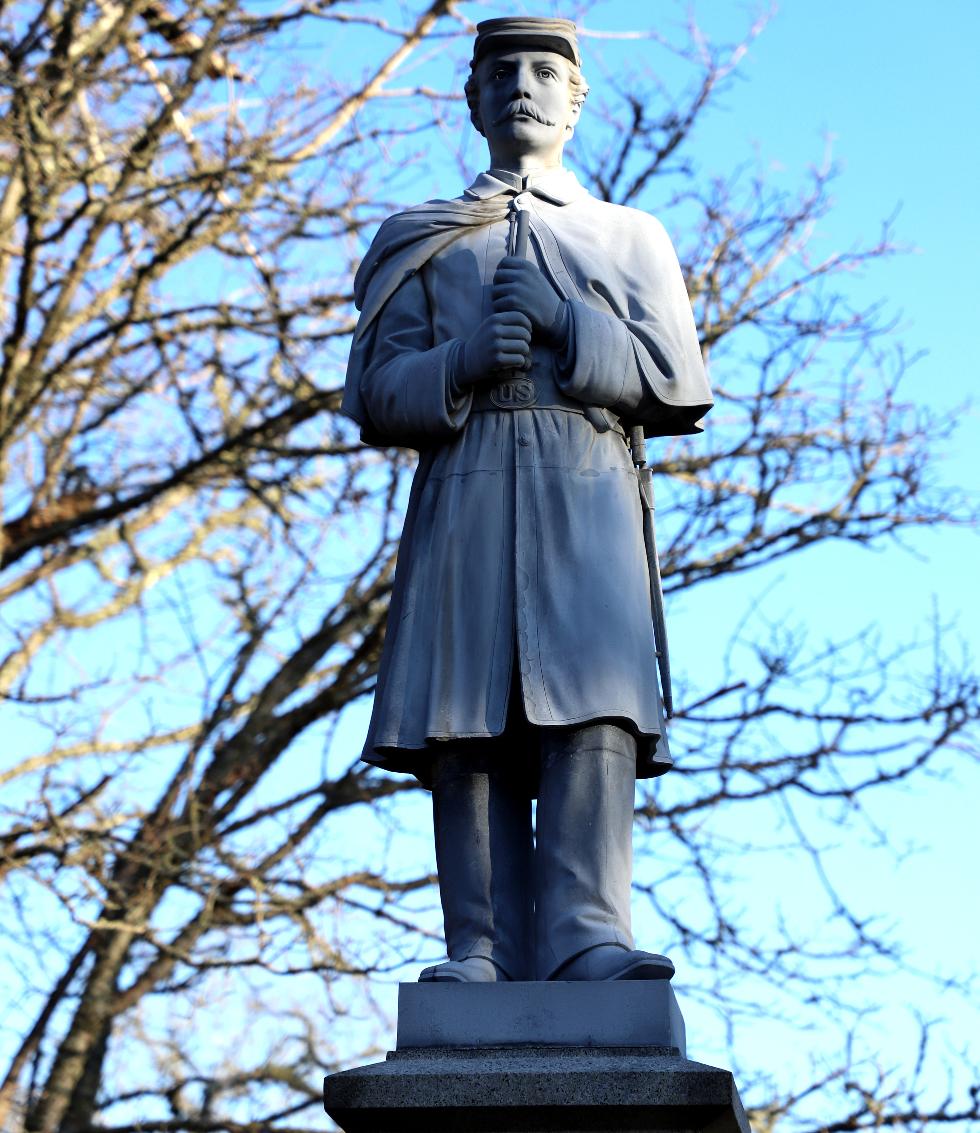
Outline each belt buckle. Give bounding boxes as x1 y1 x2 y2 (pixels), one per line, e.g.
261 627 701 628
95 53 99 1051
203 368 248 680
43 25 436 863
489 375 538 410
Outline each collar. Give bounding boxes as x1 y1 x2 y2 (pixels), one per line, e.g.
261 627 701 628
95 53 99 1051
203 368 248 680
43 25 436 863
464 165 588 206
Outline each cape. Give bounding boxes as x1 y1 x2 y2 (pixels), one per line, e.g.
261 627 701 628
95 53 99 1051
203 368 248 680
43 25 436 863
343 196 513 432
343 181 712 442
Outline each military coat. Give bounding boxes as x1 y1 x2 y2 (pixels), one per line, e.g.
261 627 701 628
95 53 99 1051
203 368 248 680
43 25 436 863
343 167 712 783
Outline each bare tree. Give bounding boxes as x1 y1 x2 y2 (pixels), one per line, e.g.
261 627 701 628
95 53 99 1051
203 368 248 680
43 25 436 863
0 4 976 1133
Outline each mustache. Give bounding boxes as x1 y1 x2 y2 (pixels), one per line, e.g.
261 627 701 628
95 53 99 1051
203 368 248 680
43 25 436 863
493 99 556 127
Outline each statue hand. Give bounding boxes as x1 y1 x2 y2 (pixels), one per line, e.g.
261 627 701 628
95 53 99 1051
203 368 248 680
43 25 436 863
492 257 565 344
459 311 532 387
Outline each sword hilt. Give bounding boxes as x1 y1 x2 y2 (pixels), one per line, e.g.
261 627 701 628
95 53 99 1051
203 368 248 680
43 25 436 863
506 205 532 379
512 205 530 258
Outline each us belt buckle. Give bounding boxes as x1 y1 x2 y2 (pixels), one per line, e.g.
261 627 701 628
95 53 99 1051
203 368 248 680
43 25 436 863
489 376 538 409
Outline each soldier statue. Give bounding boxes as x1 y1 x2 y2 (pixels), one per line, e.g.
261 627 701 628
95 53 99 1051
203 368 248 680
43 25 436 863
343 17 712 983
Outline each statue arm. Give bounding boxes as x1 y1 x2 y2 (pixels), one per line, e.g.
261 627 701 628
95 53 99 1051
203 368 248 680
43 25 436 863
354 270 473 445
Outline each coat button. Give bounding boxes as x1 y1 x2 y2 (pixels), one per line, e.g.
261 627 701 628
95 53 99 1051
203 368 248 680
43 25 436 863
518 434 530 447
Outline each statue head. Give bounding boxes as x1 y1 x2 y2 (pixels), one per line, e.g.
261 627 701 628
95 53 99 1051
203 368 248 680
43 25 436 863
464 17 589 168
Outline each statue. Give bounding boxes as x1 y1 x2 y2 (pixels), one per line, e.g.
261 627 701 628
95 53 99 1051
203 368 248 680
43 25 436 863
342 17 712 984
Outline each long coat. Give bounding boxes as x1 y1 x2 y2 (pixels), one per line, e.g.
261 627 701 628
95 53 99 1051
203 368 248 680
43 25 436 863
343 167 712 783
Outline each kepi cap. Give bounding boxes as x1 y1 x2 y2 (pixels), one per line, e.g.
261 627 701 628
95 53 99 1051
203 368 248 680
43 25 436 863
471 17 581 68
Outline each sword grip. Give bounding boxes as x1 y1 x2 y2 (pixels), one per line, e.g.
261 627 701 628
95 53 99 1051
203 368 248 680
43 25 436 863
513 206 530 259
506 206 532 377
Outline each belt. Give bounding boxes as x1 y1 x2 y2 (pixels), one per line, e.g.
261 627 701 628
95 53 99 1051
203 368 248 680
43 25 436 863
471 364 621 435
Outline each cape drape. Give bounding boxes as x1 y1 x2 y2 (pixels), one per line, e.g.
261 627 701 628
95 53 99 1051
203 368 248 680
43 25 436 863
343 198 512 435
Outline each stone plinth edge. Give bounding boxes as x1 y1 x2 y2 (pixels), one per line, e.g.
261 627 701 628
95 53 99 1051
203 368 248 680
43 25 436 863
323 1045 750 1133
397 980 686 1054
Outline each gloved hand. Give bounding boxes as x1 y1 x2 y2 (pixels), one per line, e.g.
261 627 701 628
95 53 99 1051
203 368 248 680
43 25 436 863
459 310 532 386
492 257 568 345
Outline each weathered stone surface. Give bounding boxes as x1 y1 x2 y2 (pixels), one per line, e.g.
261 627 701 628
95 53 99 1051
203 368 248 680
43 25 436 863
323 1045 750 1132
396 980 687 1055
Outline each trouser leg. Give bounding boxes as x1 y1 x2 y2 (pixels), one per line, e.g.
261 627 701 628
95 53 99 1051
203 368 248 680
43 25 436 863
430 749 534 980
534 723 637 980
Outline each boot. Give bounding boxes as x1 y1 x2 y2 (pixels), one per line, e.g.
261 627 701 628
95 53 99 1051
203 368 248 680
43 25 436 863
534 723 673 981
420 749 533 982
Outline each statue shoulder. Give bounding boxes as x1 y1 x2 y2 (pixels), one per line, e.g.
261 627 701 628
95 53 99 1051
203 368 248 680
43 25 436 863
572 195 678 257
354 195 488 312
370 195 470 236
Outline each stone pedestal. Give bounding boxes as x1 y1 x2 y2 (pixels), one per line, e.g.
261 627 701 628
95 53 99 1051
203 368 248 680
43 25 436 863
323 983 749 1133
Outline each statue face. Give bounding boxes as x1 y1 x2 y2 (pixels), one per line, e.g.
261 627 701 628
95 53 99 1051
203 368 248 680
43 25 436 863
475 48 580 166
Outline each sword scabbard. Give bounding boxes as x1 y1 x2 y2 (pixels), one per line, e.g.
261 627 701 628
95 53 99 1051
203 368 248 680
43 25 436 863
629 425 673 720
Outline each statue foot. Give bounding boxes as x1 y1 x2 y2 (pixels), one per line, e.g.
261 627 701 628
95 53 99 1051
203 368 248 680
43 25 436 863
418 956 510 983
550 944 675 982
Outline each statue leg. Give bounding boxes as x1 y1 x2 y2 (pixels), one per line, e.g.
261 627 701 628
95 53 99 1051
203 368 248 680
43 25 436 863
420 747 533 982
534 724 674 981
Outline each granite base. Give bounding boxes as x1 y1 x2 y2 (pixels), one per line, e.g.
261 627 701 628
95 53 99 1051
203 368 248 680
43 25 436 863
324 1044 749 1132
323 982 748 1133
